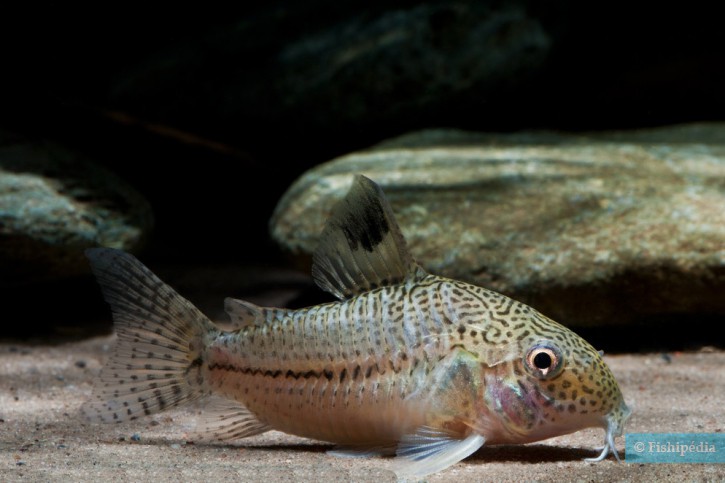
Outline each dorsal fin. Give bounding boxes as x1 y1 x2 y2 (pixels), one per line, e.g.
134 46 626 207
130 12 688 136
311 175 423 299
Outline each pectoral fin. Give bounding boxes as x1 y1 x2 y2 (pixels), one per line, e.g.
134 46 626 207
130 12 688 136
393 349 487 477
393 426 485 478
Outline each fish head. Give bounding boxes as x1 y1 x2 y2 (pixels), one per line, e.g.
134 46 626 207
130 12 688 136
480 314 630 460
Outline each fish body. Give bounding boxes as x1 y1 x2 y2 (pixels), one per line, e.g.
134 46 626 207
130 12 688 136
85 176 630 478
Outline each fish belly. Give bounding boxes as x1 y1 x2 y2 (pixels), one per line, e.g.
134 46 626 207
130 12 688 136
215 368 425 445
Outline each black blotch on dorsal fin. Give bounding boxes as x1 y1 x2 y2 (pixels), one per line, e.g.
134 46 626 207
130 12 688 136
311 175 425 299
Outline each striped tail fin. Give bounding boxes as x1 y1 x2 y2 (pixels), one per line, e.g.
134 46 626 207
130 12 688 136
83 248 216 423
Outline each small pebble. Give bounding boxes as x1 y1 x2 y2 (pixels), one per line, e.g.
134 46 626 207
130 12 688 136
75 360 87 368
170 444 181 449
16 461 25 466
131 434 141 442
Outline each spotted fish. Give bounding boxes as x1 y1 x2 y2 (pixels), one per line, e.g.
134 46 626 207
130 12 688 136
84 175 631 478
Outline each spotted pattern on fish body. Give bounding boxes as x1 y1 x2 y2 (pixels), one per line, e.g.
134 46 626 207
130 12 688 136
84 175 631 478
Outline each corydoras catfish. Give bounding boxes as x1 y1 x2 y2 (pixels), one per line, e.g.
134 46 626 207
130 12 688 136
84 175 631 478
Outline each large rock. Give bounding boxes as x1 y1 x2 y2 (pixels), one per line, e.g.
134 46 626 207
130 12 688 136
0 131 153 286
270 123 725 327
106 1 552 155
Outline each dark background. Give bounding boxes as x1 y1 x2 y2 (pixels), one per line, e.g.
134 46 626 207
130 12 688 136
1 2 723 344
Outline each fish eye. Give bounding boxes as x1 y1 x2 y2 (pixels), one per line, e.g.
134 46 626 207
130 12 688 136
524 343 563 379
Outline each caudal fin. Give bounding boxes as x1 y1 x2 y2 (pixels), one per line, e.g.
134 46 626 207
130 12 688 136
83 248 216 423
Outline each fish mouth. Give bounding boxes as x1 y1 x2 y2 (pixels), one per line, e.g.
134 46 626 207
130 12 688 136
585 403 632 463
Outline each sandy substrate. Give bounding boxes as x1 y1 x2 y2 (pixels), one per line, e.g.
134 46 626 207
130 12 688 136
0 338 722 482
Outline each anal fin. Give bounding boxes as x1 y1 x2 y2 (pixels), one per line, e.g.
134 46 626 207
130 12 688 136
393 426 485 478
192 396 270 442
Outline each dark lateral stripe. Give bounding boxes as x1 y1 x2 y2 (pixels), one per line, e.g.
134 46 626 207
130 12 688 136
209 363 316 379
208 362 385 381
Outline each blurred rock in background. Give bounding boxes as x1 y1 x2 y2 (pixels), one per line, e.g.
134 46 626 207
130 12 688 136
0 2 723 343
106 1 552 154
0 130 152 287
271 124 725 327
